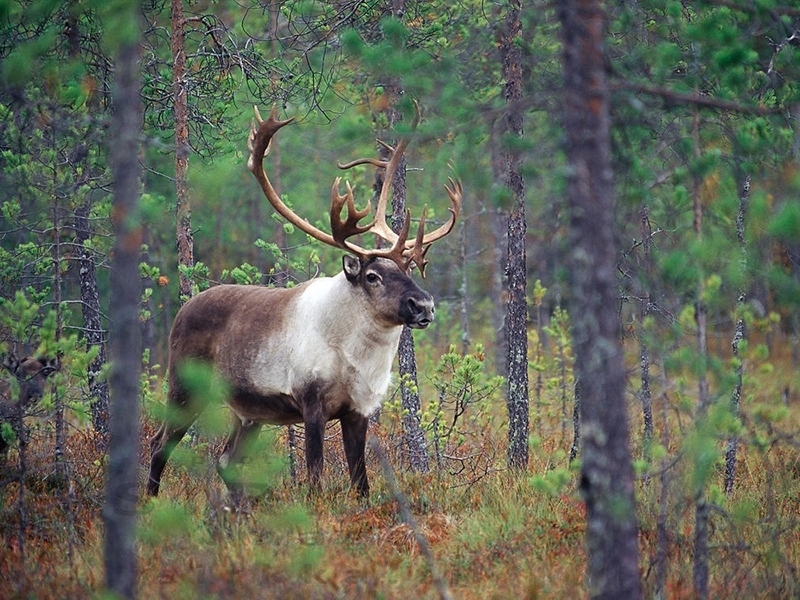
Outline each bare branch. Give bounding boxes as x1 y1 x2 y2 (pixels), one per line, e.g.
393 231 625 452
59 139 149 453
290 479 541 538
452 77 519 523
611 80 779 115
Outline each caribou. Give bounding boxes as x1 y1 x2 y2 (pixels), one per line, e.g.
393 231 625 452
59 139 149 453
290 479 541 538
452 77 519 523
147 106 461 499
0 354 60 456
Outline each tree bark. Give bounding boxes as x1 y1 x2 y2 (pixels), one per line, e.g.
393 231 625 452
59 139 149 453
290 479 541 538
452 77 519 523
639 205 653 459
568 380 580 464
387 108 429 474
104 23 142 600
459 208 471 355
51 148 67 484
66 6 110 441
380 0 429 474
724 174 750 495
173 0 194 303
501 0 529 472
558 1 642 597
266 2 289 287
398 327 429 472
75 201 110 439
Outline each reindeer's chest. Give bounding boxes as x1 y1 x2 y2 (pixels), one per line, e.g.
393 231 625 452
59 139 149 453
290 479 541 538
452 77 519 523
242 336 396 418
240 283 402 418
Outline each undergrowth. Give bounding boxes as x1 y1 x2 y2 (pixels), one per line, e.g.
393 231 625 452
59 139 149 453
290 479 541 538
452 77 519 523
0 333 798 599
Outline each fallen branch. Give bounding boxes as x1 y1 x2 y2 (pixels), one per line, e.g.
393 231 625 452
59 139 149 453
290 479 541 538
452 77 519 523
368 437 453 600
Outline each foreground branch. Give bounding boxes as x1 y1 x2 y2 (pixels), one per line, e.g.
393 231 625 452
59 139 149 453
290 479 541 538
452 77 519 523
368 438 452 600
612 80 779 115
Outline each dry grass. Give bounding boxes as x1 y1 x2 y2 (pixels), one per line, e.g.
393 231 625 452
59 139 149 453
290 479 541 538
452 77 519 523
1 335 798 599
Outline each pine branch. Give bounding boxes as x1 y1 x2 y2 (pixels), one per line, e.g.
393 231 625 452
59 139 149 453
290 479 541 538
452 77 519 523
611 80 779 115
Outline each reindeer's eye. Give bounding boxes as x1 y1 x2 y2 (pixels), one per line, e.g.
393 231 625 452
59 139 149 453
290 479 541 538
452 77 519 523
366 272 381 284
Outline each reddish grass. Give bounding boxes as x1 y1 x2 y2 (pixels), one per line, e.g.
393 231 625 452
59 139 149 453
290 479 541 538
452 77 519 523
1 332 798 599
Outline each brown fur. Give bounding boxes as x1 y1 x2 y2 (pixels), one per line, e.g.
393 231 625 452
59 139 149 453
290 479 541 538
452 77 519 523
148 256 435 499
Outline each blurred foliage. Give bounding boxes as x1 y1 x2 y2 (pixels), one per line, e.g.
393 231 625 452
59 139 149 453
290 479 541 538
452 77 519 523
0 0 800 597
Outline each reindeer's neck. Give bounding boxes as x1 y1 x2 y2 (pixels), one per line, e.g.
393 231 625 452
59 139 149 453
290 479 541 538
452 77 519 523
241 275 402 417
295 276 402 415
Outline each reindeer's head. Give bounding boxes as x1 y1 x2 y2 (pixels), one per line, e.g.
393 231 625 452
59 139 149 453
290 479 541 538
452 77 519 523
246 104 462 280
342 255 435 329
1 354 60 407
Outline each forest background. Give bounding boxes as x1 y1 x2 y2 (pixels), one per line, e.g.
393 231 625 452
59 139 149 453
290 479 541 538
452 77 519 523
1 0 799 598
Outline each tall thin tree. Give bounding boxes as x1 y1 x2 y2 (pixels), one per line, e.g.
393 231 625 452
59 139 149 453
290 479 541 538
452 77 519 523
173 0 194 303
75 199 110 439
103 2 142 596
724 173 750 494
557 0 642 597
500 0 529 472
638 205 654 459
381 0 429 473
63 8 111 440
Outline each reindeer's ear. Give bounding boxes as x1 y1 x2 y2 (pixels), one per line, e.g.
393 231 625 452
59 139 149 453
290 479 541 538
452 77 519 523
343 255 362 283
2 354 20 375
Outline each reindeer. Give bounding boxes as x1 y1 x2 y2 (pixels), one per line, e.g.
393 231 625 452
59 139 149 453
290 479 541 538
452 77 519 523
0 354 60 456
148 106 461 499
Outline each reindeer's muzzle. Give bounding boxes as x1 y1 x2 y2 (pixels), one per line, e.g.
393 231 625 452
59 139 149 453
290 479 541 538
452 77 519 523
403 293 435 329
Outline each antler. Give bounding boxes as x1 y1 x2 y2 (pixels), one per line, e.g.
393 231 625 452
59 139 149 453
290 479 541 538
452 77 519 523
247 104 462 276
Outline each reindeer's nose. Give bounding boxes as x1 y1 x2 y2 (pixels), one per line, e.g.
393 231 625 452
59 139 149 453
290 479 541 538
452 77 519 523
406 294 435 329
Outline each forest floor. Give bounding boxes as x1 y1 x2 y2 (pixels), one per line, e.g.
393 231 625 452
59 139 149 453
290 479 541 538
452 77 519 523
1 340 798 599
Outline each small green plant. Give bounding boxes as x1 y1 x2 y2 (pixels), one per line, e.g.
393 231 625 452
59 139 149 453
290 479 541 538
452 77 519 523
425 344 505 471
177 261 211 297
221 262 263 285
542 306 575 443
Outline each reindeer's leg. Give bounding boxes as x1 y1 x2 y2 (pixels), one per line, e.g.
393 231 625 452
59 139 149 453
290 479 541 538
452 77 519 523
147 385 201 497
303 403 325 493
218 415 261 503
341 411 369 498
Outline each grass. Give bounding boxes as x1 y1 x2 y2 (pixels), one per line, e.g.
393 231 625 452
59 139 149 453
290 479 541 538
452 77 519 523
1 333 798 599
0 420 587 599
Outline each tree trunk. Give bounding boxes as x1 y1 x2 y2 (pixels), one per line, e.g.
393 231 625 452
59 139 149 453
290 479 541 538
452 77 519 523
398 327 429 472
568 380 580 464
266 2 289 287
51 135 78 568
12 375 30 577
104 25 142 600
557 1 642 597
173 0 193 303
388 112 429 473
500 0 529 472
639 205 653 460
459 208 471 355
51 157 67 484
67 6 110 442
724 174 750 495
379 0 429 474
74 201 110 439
691 109 711 600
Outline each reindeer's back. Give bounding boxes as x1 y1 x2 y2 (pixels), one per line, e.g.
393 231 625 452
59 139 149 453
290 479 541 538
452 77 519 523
169 284 301 365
